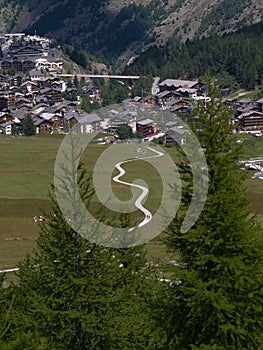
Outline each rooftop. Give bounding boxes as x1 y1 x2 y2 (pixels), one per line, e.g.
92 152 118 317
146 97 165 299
136 118 154 126
159 79 199 89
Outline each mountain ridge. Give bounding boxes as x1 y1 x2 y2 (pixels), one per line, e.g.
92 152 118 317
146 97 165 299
1 0 262 65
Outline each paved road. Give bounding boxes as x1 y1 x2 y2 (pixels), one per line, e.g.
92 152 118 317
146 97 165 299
113 146 165 231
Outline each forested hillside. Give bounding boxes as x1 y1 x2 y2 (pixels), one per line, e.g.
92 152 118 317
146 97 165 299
0 0 262 65
125 21 263 90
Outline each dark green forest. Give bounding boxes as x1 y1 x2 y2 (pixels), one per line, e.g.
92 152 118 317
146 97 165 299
195 0 254 37
125 21 263 90
22 0 262 69
26 0 165 61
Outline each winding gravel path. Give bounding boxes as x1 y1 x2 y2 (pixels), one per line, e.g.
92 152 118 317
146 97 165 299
113 146 165 231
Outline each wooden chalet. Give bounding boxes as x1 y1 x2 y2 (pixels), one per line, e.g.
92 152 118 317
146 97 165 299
0 60 12 73
256 98 263 113
159 79 200 93
0 96 8 110
9 75 23 87
239 110 263 132
0 112 14 124
0 74 9 84
34 118 53 134
21 81 38 93
136 118 155 137
15 97 31 109
10 45 44 59
11 60 22 72
165 126 186 146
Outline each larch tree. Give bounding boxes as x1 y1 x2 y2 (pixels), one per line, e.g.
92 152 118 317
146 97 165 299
0 274 11 345
161 81 263 349
11 165 162 349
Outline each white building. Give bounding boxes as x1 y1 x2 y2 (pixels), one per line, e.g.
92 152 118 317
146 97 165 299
35 58 63 72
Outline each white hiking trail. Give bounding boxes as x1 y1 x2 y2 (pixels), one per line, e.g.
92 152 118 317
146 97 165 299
0 267 19 273
0 148 165 273
112 146 165 231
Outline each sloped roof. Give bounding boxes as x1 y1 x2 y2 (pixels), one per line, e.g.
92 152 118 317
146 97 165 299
176 88 197 93
157 90 180 98
166 126 186 135
29 70 44 77
159 79 199 89
0 121 14 127
64 111 100 123
165 120 178 127
10 110 28 120
34 117 47 126
136 118 154 125
40 112 54 120
80 113 101 124
238 98 253 104
240 110 263 118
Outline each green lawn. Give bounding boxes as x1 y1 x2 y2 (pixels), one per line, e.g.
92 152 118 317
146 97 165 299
0 135 62 269
0 134 63 199
1 133 263 271
0 135 171 269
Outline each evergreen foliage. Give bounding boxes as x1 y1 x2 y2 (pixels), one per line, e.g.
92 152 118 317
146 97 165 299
115 124 133 140
126 21 263 90
196 0 248 37
11 123 18 136
10 165 160 349
80 94 92 113
25 0 163 62
8 0 263 66
79 95 100 113
63 45 94 69
0 274 10 343
101 80 130 106
62 90 78 102
130 76 154 98
160 81 263 349
23 114 36 136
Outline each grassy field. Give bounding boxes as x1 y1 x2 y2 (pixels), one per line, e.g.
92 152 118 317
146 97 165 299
84 156 164 225
0 134 171 269
0 134 63 268
1 133 263 271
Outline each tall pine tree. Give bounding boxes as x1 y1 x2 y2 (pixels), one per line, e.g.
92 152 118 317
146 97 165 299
161 81 263 349
12 165 161 349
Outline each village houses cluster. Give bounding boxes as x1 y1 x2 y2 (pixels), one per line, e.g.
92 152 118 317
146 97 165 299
0 33 263 140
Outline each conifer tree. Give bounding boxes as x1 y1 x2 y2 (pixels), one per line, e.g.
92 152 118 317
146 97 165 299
80 94 92 113
0 274 10 344
161 81 263 349
11 123 18 136
23 114 36 136
13 165 160 349
0 276 47 349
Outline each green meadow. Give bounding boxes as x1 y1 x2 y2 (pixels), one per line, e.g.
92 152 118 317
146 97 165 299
0 135 63 268
1 134 263 270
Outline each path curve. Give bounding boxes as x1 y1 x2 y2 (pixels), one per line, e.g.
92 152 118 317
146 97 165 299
113 146 165 231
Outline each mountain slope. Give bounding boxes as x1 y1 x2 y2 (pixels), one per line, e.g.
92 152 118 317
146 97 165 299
153 0 263 44
1 0 262 64
125 21 263 90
